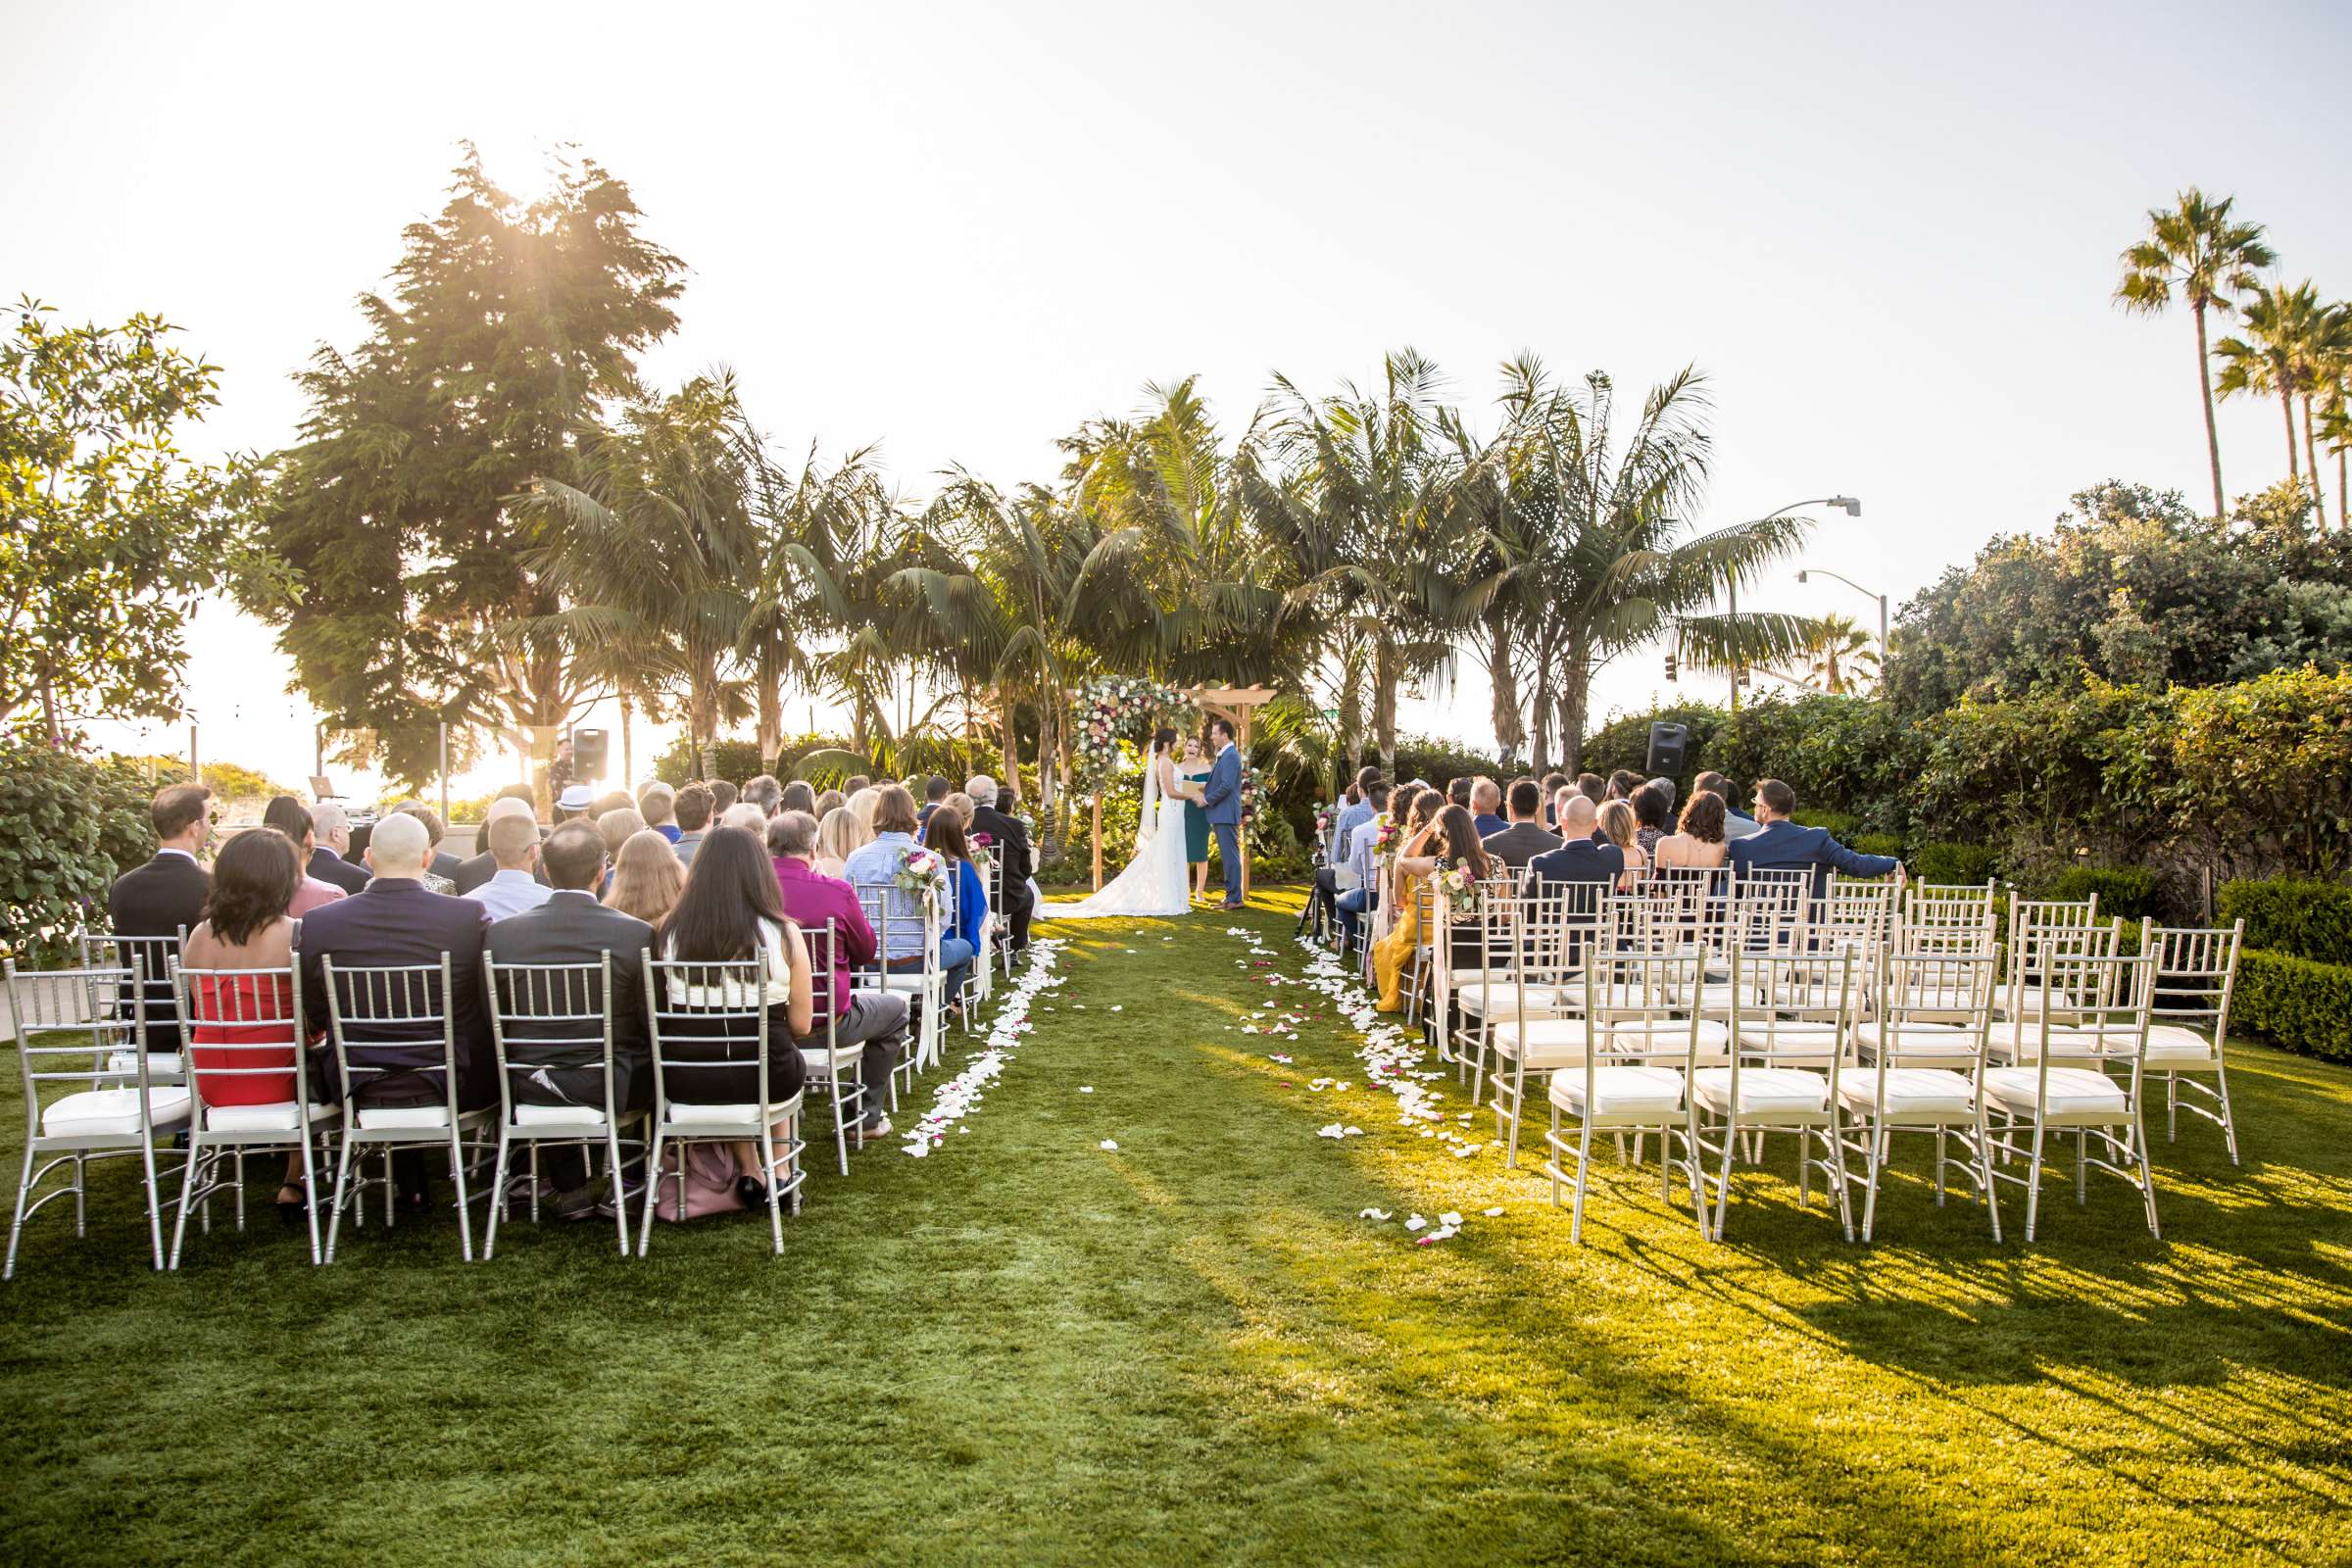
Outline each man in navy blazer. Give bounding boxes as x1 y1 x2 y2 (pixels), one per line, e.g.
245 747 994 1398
1528 795 1624 887
297 813 495 1205
1200 719 1247 909
1728 778 1903 897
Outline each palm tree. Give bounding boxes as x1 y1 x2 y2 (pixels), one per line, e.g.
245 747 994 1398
2116 189 2275 520
1797 612 1879 693
2216 281 2325 523
1488 361 1811 771
2302 300 2352 531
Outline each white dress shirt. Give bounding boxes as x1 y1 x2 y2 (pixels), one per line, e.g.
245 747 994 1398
473 866 554 922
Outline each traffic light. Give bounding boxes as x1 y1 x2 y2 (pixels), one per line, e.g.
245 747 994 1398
1663 651 1679 682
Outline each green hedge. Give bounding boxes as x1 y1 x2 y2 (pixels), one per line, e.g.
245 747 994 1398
2218 878 2352 966
2039 865 2162 919
1911 842 1998 886
2230 949 2352 1063
0 736 160 962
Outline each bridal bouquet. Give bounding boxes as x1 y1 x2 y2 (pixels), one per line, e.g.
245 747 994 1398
1373 815 1401 856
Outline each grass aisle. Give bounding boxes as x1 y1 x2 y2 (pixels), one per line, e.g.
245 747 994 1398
3 891 2349 1565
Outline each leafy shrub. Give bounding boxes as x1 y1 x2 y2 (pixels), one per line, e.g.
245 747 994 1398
1910 842 1998 886
2039 865 2163 920
2230 949 2352 1064
1792 809 1862 837
1390 734 1502 789
1582 694 1923 832
0 735 160 961
1852 832 1905 858
2218 878 2352 966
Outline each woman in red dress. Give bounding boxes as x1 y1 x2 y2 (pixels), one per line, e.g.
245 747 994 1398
182 826 310 1220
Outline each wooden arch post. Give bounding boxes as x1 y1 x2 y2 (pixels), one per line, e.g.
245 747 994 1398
1190 684 1278 899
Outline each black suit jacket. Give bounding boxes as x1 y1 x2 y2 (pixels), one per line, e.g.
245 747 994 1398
967 806 1033 885
308 846 370 895
1482 822 1564 871
297 878 494 1109
484 892 656 1063
1529 838 1626 887
106 853 211 1054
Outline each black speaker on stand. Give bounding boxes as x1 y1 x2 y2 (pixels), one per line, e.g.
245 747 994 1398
1645 721 1689 778
572 728 610 781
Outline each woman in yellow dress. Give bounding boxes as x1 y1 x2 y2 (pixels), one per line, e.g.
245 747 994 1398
1373 785 1446 1013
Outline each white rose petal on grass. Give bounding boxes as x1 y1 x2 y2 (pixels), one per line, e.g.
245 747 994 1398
1079 1087 1094 1094
1317 1123 1346 1140
1439 1211 1463 1227
1344 1126 1363 1137
1109 1004 1124 1012
1099 1140 1119 1152
1359 1207 1392 1221
1405 1214 1428 1232
1483 1206 1505 1217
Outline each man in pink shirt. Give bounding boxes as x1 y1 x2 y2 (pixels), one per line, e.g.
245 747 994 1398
769 809 907 1142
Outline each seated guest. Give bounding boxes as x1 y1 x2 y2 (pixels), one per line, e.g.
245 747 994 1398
597 807 647 863
107 782 214 1060
483 821 657 1219
779 780 817 818
1402 804 1497 973
812 788 845 819
1629 781 1673 859
1695 770 1764 840
472 811 554 921
638 782 681 844
554 785 595 826
1470 777 1506 839
1334 780 1395 950
1729 779 1903 897
921 807 987 1010
965 774 1035 954
182 826 315 1223
768 810 907 1141
741 774 783 819
843 774 872 796
719 802 768 837
264 796 350 916
848 788 882 837
844 784 969 1012
710 779 739 816
455 796 539 894
1597 799 1646 890
304 800 371 894
607 828 685 925
916 774 952 832
1576 773 1605 806
1529 795 1625 888
1446 777 1473 812
1652 790 1732 871
1604 768 1642 802
389 802 463 881
295 811 493 1211
1549 785 1580 837
671 783 715 866
590 789 635 819
1483 778 1563 869
652 826 813 1207
813 807 867 880
1538 772 1569 827
1331 767 1381 859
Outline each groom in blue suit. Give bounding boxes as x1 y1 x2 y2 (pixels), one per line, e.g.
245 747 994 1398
1200 718 1246 909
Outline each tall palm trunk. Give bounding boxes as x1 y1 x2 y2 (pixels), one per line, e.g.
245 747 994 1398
2282 386 2301 478
755 643 781 771
619 693 633 786
1372 635 1401 775
1554 657 1592 776
2303 397 2325 525
1487 613 1524 767
2194 301 2226 519
999 685 1019 791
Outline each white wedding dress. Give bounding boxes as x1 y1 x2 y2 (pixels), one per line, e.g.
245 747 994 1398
1045 752 1197 919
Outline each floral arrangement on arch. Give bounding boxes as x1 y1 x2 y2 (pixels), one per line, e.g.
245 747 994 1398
1070 675 1200 795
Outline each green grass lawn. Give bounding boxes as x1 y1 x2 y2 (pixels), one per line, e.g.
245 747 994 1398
3 891 2348 1566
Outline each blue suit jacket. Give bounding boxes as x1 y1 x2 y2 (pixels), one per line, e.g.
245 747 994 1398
1529 838 1625 887
1201 744 1244 827
1728 819 1899 897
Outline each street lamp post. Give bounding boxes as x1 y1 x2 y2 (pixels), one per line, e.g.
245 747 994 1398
1796 564 1890 667
1732 496 1861 710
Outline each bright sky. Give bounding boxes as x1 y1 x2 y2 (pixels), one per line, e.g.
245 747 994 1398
7 0 2348 798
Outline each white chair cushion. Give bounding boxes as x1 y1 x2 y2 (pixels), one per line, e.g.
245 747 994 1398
801 1041 868 1068
205 1101 337 1134
1838 1067 1976 1115
1604 1018 1732 1062
1456 980 1566 1018
513 1102 605 1128
1691 1065 1830 1114
668 1102 760 1126
42 1087 191 1137
1548 1065 1686 1117
1992 983 2081 1018
1982 1066 2128 1116
1854 1021 1981 1060
106 1051 185 1079
1732 1023 1846 1061
355 1103 452 1130
877 972 932 993
2140 1025 2219 1066
1490 1016 1591 1068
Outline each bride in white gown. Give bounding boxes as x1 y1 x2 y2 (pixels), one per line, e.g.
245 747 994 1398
1045 726 1200 919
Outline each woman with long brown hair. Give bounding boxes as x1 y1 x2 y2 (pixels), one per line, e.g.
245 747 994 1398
1371 786 1446 1013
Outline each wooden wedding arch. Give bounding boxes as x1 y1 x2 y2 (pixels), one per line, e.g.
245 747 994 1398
1088 684 1278 895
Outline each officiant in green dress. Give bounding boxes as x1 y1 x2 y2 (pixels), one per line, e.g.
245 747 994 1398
1178 736 1213 901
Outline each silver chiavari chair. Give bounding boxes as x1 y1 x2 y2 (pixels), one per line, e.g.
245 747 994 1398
1981 949 2160 1242
318 953 492 1263
1732 866 1813 929
857 882 945 1073
1813 876 1899 957
1540 944 1710 1244
639 953 806 1257
1484 879 1618 1165
1994 890 2102 1012
798 923 868 1177
482 952 644 1258
4 961 189 1278
1692 945 1860 1241
81 930 187 1084
1454 873 1575 1098
1840 947 2003 1243
168 956 338 1267
1402 877 1439 1031
2139 919 2246 1162
1989 912 2123 1064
